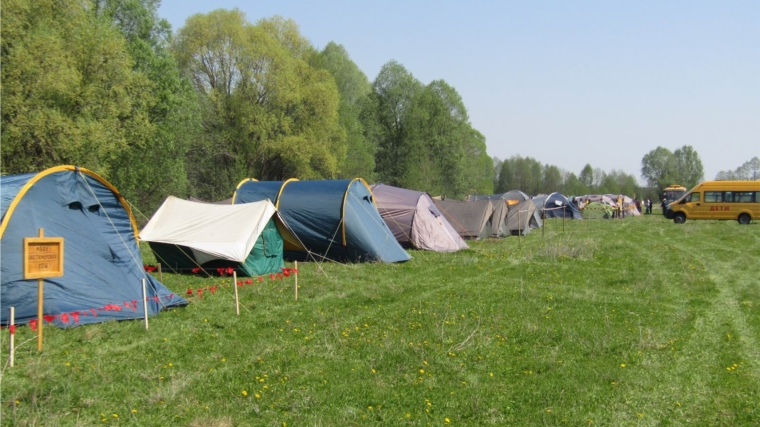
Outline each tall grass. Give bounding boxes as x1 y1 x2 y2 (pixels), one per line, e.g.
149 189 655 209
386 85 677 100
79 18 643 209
2 215 759 426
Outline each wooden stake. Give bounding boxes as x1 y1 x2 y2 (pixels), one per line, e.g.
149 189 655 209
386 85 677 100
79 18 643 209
9 307 15 367
294 261 298 301
563 213 566 232
158 263 163 282
233 271 240 315
37 227 44 352
517 210 521 244
542 211 545 239
142 278 149 330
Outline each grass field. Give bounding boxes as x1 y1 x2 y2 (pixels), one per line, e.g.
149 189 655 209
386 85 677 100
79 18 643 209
2 214 760 426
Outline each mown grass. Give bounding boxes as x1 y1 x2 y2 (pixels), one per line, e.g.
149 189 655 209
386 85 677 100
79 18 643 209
2 215 760 426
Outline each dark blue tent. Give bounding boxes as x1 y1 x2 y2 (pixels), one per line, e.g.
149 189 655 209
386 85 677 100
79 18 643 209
1 166 186 327
232 178 411 263
533 192 583 219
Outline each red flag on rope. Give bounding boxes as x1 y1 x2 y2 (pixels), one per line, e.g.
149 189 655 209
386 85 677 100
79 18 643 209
71 312 80 324
9 325 16 335
30 319 37 331
192 267 201 274
44 315 55 323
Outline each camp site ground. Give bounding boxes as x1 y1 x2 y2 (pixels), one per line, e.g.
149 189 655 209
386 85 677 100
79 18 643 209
2 213 759 426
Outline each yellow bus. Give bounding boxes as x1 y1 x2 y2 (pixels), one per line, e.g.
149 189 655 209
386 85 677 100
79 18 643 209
667 180 760 224
662 184 687 204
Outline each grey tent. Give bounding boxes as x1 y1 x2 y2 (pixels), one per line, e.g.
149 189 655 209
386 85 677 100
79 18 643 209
370 184 468 252
433 199 494 239
468 190 542 235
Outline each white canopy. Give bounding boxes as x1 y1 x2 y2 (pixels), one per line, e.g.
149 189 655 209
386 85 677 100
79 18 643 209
140 196 278 263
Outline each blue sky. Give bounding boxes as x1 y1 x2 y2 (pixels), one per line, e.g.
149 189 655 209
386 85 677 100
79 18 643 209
158 0 760 183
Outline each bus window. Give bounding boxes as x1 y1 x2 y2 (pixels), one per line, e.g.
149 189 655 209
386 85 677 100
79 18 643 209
705 191 723 203
724 192 734 202
735 192 753 203
686 192 700 203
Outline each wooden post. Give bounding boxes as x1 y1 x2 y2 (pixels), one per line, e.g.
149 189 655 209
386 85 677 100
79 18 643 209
37 228 44 352
9 307 15 368
142 278 149 330
542 212 545 239
563 212 566 232
158 263 163 283
517 210 521 244
233 271 240 316
294 261 298 301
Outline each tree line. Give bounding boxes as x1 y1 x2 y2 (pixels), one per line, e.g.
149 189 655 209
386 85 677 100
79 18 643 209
493 157 642 199
4 1 737 220
1 1 492 217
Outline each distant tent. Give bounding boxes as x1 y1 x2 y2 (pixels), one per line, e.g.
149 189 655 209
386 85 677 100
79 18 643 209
469 190 542 235
370 184 468 252
433 199 494 239
608 194 641 217
533 192 582 219
0 166 186 327
232 179 411 263
576 195 616 219
140 197 295 276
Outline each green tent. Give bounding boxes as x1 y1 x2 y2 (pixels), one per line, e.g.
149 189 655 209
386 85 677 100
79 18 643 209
140 197 297 276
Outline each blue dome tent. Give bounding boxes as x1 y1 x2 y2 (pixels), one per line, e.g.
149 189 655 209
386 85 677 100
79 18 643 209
1 166 186 327
232 178 411 263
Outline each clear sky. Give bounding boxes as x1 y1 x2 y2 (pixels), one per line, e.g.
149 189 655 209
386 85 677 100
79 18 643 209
157 0 760 183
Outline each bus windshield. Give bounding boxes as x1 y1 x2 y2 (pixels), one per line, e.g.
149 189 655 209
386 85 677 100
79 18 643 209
662 185 687 203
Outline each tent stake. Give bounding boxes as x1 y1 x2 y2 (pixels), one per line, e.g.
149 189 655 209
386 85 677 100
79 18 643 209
234 271 240 315
158 263 163 282
142 278 149 330
294 261 298 301
9 307 15 367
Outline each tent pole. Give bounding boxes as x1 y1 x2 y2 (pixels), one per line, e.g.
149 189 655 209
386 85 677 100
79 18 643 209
234 271 240 316
158 263 163 282
142 278 149 330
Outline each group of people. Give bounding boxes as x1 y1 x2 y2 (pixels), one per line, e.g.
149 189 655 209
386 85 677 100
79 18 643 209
635 198 655 214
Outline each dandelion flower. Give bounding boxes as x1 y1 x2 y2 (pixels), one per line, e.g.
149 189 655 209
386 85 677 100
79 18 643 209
620 364 626 368
242 390 248 396
131 409 137 413
420 369 425 374
445 418 451 423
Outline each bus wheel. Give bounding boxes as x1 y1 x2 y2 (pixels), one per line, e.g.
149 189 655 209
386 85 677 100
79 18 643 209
738 213 751 225
674 213 686 224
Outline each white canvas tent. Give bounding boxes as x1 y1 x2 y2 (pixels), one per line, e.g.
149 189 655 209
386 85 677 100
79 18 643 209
140 197 296 275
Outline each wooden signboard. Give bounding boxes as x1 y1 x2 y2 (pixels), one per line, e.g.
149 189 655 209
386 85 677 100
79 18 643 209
24 236 64 279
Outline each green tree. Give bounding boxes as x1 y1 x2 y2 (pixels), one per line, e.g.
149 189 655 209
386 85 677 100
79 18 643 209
92 0 199 214
672 145 704 189
640 146 677 193
173 10 344 199
579 164 594 189
366 60 424 187
562 172 586 196
314 42 375 180
542 165 563 194
2 0 150 176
